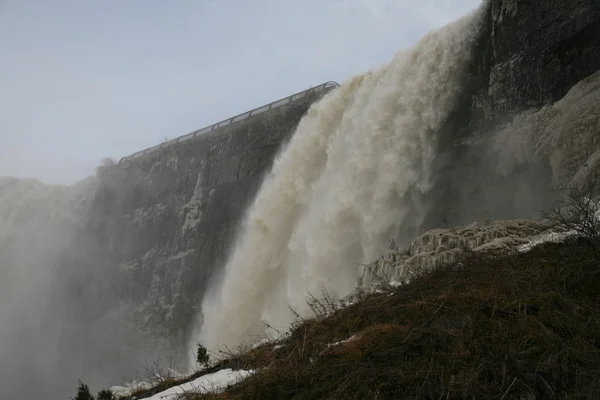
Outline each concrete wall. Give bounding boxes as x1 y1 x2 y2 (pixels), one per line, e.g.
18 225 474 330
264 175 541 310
72 91 331 347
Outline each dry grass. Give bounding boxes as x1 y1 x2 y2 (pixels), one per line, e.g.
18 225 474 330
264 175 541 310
128 237 600 399
189 237 600 399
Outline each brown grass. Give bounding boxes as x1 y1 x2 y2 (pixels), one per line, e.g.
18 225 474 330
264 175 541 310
195 238 600 399
132 237 600 399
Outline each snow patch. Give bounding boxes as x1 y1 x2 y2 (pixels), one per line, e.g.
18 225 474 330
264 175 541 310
143 368 254 400
517 230 579 253
327 335 359 347
110 381 153 398
250 337 273 349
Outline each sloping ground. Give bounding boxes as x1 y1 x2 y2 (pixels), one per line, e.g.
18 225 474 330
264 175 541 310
181 237 599 400
116 234 600 400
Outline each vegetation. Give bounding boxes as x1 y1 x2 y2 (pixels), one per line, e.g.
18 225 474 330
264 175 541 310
77 238 600 399
72 380 94 400
71 380 116 400
172 236 598 400
114 236 599 399
97 389 117 400
76 182 600 399
197 343 210 367
542 175 600 258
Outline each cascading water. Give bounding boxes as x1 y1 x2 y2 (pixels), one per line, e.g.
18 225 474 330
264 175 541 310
192 3 488 356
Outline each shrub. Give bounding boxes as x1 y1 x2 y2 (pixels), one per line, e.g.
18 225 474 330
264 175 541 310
96 389 116 400
196 343 210 367
542 174 600 257
72 380 94 400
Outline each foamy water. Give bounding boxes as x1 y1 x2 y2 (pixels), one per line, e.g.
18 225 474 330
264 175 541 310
192 4 488 356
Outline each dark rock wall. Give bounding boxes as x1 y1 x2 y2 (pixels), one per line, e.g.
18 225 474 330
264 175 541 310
425 0 600 229
472 0 600 132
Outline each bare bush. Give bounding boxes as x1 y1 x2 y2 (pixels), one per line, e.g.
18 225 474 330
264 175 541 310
139 358 181 386
542 175 600 257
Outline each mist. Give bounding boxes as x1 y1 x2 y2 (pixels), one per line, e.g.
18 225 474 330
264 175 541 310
0 171 179 399
0 176 94 398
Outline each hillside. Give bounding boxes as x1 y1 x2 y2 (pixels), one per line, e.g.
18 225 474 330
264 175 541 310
102 229 600 399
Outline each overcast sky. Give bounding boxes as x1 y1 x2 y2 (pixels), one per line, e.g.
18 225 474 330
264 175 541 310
0 0 481 185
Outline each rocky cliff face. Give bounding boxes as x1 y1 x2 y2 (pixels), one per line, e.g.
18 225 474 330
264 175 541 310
423 0 600 229
373 0 600 295
473 0 600 130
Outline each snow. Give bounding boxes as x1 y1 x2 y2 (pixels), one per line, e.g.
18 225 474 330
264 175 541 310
389 280 406 288
110 381 153 398
250 337 272 349
327 335 359 347
517 230 578 253
167 368 188 380
110 368 253 399
115 369 255 400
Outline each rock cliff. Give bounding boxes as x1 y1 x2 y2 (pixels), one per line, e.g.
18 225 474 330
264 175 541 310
471 0 600 130
424 0 600 228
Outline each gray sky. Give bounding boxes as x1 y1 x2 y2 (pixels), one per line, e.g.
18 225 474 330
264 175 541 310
0 0 481 185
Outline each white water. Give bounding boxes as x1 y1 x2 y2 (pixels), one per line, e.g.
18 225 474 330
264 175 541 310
193 4 487 355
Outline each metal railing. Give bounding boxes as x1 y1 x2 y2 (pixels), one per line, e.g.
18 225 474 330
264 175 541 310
119 81 340 163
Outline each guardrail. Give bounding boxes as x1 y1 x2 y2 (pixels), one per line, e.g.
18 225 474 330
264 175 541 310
119 81 340 163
